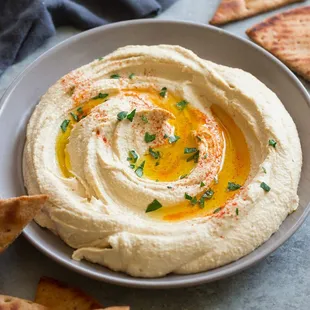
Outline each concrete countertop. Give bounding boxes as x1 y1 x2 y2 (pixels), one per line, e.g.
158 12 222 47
1 1 309 309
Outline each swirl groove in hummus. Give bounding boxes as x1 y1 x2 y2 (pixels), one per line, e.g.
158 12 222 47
23 45 302 277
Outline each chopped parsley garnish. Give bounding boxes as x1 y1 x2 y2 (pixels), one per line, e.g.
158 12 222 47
77 107 83 114
144 132 156 143
260 182 271 192
199 197 205 209
146 199 162 213
126 109 136 122
227 182 241 191
98 57 103 60
186 151 199 163
141 115 148 123
135 161 145 178
159 87 167 98
203 189 214 199
236 208 239 216
262 167 267 174
191 197 198 205
155 161 160 166
92 92 108 100
200 181 205 187
110 74 120 79
184 147 197 154
129 73 135 79
176 100 189 110
203 154 208 159
213 207 221 214
129 164 135 169
149 148 160 159
117 111 128 121
167 186 173 189
185 193 192 200
185 193 197 205
60 119 70 132
180 174 187 179
128 150 138 163
269 139 277 148
168 134 180 144
70 112 78 121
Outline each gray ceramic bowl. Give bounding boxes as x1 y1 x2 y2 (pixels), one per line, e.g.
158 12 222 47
0 20 309 289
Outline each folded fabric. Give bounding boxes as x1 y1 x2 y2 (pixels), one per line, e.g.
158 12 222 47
0 0 175 77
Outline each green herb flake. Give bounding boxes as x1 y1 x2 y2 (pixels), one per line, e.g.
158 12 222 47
236 208 239 216
141 115 148 123
77 107 83 114
70 112 78 122
110 74 120 79
126 109 136 122
186 151 200 163
159 87 167 98
144 132 156 143
176 100 189 110
167 186 173 189
149 148 160 159
203 154 208 159
184 147 197 154
129 164 135 169
168 135 180 144
185 193 192 200
200 181 205 187
180 174 187 179
128 150 138 163
129 73 135 79
146 199 163 213
227 182 241 191
117 111 128 121
155 161 160 166
163 134 168 139
199 197 205 209
135 161 145 178
260 182 271 192
92 92 109 100
262 167 267 174
269 139 277 148
203 189 214 199
213 207 221 214
191 197 198 205
98 57 103 60
60 119 70 132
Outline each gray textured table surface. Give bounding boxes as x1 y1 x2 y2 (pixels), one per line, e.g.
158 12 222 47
1 1 310 309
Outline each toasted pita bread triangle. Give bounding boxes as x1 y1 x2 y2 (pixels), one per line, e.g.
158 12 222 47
0 295 48 309
247 6 310 81
35 277 103 310
210 0 305 25
0 195 47 252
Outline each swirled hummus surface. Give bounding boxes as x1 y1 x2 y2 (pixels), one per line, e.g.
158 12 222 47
23 45 302 277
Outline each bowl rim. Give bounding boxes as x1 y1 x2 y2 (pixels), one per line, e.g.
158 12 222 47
1 18 310 289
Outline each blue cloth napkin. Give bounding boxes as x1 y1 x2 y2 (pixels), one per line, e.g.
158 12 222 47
0 0 175 76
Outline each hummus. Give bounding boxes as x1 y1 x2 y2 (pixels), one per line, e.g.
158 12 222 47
23 45 302 277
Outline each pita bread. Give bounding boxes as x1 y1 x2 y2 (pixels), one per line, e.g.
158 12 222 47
210 0 305 25
35 277 103 310
0 295 48 309
0 195 47 252
247 6 310 81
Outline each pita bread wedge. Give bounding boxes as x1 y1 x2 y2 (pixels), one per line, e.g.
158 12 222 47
210 0 305 25
247 6 310 81
0 195 48 252
0 295 48 309
35 277 103 310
